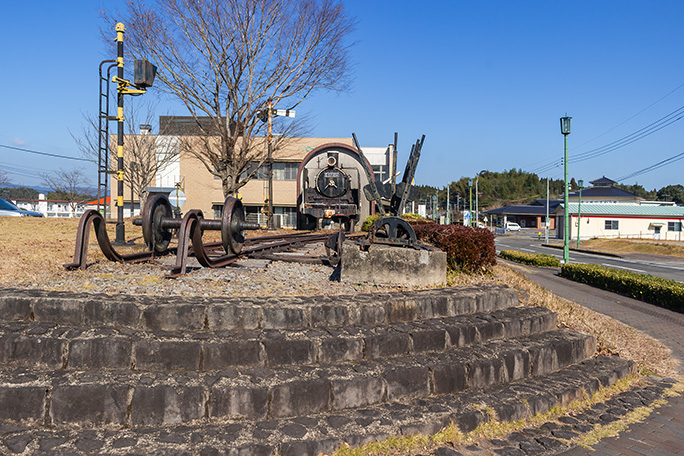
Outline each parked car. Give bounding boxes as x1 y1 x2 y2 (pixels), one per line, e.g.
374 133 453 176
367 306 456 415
504 221 521 231
0 198 43 217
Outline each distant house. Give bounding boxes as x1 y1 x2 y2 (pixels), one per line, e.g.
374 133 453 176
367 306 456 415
569 176 642 204
13 194 88 218
484 199 561 229
555 177 684 241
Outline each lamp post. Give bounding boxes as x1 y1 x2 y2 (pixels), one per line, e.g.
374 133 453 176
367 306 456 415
577 179 583 249
560 115 572 263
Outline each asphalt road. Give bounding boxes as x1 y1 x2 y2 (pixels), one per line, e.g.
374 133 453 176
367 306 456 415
495 229 684 283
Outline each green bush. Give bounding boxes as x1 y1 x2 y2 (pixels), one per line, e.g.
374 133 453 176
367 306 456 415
560 263 684 311
361 213 429 232
361 214 382 232
499 250 561 267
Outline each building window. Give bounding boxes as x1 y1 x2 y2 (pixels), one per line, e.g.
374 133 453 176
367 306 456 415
604 220 619 230
241 162 297 181
669 221 682 232
273 162 298 181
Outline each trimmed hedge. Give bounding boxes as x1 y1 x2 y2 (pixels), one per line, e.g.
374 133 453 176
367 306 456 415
499 250 561 267
560 263 684 312
412 223 497 273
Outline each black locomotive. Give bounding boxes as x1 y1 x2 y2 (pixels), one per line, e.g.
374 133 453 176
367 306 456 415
297 144 369 230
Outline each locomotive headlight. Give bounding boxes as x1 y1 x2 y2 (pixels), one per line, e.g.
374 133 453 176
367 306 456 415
326 153 338 167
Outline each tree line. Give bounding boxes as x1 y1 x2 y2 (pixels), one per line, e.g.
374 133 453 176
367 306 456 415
411 169 684 210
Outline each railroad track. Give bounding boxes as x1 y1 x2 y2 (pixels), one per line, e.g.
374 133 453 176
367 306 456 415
64 197 364 277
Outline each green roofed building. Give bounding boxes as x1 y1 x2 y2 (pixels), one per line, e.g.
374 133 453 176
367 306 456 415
554 202 684 241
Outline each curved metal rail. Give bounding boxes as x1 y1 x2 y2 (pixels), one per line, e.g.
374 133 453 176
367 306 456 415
64 210 164 270
65 208 361 277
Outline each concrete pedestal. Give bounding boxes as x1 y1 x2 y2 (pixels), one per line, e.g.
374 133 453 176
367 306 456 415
340 241 447 287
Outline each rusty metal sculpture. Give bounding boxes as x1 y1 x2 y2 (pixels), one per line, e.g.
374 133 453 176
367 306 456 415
352 132 426 249
65 194 350 276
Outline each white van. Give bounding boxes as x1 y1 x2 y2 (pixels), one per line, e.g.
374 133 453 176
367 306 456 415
505 222 521 231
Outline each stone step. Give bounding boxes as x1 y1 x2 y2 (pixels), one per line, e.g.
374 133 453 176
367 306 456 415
0 355 634 456
0 305 556 373
0 328 595 429
0 284 518 332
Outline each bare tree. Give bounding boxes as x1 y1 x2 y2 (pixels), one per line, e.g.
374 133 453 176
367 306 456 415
42 169 91 215
107 0 354 196
72 100 179 208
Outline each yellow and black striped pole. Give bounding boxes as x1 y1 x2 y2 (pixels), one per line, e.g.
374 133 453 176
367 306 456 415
115 23 126 244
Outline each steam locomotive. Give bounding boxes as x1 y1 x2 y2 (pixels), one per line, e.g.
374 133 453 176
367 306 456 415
297 143 377 230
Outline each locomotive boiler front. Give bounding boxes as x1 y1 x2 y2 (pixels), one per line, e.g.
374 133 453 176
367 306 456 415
299 147 367 230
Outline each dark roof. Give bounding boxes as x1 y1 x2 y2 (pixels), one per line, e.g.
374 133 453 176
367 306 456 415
569 187 639 198
159 116 232 136
485 205 551 216
589 176 618 187
530 199 562 210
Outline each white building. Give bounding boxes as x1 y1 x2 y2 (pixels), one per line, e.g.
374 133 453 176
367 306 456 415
14 194 90 218
555 203 684 241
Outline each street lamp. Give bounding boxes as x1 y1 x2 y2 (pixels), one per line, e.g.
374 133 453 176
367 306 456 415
577 179 583 249
560 115 572 263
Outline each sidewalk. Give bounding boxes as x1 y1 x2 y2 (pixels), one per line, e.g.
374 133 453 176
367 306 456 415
511 264 684 455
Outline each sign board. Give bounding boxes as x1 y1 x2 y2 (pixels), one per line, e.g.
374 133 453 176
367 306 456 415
169 189 186 208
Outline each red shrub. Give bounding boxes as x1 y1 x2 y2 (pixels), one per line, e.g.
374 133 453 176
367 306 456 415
412 223 496 273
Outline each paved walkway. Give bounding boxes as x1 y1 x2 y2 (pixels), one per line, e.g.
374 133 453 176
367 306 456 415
508 262 684 455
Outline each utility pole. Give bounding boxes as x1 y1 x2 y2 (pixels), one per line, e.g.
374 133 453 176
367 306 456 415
456 194 461 224
577 179 583 249
545 177 549 245
446 185 450 224
475 177 479 225
468 178 473 227
267 98 274 229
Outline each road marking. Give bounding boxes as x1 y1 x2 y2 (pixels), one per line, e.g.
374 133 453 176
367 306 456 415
519 248 535 253
602 263 647 274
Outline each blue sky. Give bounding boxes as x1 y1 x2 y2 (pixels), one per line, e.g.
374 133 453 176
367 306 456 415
2 1 683 194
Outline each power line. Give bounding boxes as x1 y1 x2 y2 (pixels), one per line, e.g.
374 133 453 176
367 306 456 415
568 105 684 163
573 80 684 149
0 144 94 163
529 104 684 175
617 151 684 182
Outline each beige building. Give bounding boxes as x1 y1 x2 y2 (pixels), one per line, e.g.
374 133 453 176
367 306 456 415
111 120 390 229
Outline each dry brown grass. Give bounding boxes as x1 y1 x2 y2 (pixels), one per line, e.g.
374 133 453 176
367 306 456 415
0 217 145 287
480 263 679 379
581 238 684 258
